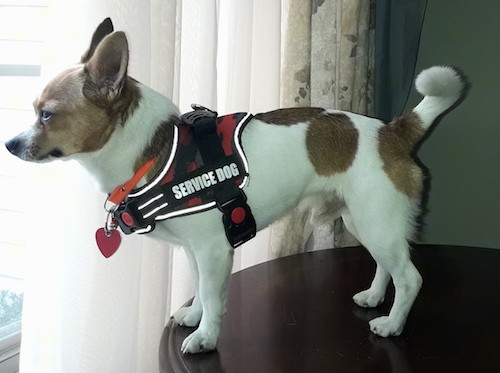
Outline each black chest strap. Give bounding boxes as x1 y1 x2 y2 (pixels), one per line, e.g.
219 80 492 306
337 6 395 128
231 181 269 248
185 106 256 247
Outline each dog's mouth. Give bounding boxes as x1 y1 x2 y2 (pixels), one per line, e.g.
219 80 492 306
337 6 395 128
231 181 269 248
35 148 65 161
5 137 65 162
48 148 64 158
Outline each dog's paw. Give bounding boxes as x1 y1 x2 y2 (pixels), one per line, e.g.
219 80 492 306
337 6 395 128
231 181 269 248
369 316 403 337
181 329 217 354
172 306 202 327
353 289 385 308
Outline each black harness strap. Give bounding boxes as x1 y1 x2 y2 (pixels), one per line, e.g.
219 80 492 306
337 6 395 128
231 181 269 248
184 106 256 248
113 105 256 248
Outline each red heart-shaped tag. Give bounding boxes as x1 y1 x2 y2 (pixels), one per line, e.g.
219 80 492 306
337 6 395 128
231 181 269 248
95 228 122 258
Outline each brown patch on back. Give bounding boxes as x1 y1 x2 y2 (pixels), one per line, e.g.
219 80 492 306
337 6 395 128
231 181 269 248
306 114 359 175
255 108 359 175
378 112 426 198
254 107 326 125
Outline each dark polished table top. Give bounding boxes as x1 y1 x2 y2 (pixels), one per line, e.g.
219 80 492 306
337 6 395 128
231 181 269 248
159 245 500 372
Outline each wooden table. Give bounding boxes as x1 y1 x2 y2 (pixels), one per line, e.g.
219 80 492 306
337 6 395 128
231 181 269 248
159 245 500 372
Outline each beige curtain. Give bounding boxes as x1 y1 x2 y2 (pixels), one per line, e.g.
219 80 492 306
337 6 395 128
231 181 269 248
270 0 374 258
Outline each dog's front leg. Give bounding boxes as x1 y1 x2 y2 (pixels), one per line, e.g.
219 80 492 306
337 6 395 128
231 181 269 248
181 242 233 354
172 247 203 327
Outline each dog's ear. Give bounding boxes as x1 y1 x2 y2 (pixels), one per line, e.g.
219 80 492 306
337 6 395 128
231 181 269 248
81 18 114 63
82 31 129 105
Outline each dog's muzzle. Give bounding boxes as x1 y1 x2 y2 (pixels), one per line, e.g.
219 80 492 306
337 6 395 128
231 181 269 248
5 135 64 161
5 137 22 157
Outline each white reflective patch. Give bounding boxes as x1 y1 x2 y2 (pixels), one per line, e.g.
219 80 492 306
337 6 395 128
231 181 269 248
142 202 169 219
155 201 217 220
135 225 153 234
234 113 251 185
138 193 164 210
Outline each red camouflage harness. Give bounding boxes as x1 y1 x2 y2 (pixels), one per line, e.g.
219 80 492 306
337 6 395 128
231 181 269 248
108 106 256 249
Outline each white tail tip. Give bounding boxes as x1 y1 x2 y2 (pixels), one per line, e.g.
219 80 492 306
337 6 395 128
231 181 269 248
415 66 465 99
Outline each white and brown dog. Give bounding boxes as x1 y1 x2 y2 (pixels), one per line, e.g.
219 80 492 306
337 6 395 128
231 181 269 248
6 19 466 353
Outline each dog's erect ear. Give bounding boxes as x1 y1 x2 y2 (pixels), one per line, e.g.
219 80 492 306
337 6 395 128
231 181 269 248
82 31 129 105
81 18 114 63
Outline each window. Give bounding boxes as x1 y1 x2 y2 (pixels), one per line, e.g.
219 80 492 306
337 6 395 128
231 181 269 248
0 1 48 371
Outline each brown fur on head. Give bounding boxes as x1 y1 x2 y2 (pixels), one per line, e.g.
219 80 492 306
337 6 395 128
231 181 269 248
5 18 140 162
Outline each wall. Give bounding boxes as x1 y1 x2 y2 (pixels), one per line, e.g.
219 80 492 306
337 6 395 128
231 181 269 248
404 0 500 248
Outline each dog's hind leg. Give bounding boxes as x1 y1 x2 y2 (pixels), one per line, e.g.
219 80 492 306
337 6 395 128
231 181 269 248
347 198 422 337
343 211 391 308
172 247 203 327
181 240 234 354
366 241 421 337
353 263 391 308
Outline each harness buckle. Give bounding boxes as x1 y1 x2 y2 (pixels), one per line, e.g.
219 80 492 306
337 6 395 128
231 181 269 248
181 104 217 126
216 190 256 248
112 201 156 235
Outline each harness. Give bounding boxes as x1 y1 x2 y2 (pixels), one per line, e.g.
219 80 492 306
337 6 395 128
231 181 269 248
107 105 256 249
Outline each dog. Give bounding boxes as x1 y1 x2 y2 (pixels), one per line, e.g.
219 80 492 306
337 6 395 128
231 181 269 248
5 19 467 354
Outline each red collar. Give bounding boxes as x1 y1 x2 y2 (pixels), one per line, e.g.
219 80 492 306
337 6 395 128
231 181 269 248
108 158 157 205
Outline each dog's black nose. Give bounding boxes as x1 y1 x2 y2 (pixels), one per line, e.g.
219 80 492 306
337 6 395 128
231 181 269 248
5 137 21 156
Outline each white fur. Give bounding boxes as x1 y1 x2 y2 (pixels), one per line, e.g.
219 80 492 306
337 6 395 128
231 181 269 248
414 66 464 128
6 44 466 353
154 67 463 350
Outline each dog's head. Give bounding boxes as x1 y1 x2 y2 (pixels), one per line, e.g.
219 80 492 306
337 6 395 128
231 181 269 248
5 18 139 162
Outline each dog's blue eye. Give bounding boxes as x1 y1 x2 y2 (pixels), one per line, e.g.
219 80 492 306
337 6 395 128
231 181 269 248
40 110 52 122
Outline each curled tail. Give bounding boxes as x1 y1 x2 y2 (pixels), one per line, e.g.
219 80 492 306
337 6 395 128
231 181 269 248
412 65 467 131
378 67 467 199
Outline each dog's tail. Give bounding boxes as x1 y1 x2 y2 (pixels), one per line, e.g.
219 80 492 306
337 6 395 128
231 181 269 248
412 66 467 133
382 66 467 150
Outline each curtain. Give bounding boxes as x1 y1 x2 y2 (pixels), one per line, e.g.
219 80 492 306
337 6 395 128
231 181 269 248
20 1 281 372
374 0 428 121
270 0 374 258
